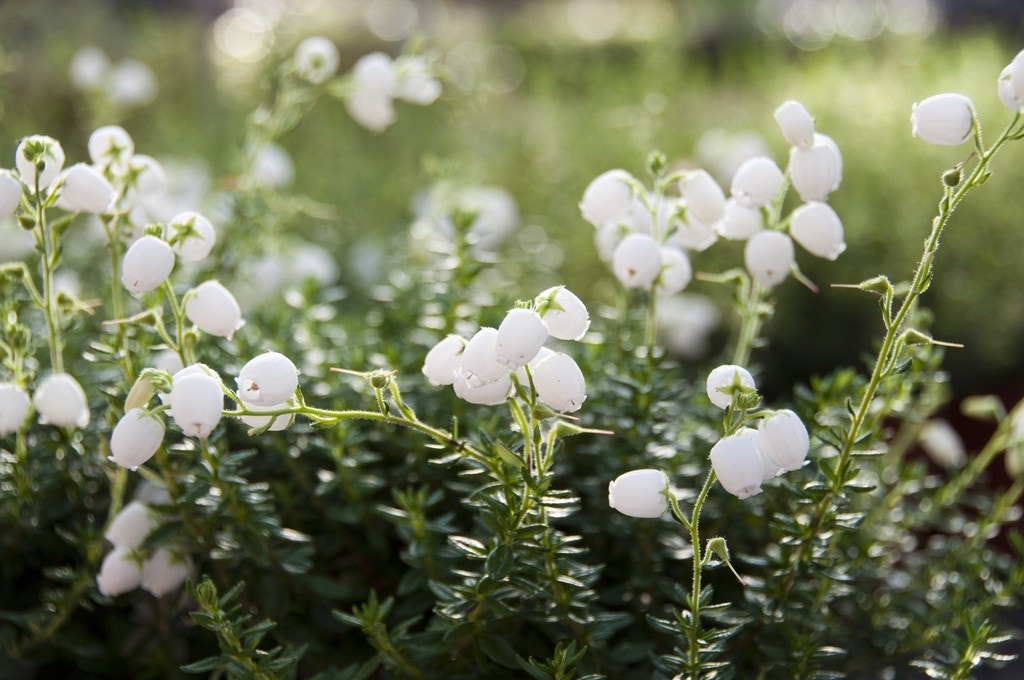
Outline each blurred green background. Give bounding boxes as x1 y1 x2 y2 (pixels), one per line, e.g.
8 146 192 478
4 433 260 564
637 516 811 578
1 0 1022 399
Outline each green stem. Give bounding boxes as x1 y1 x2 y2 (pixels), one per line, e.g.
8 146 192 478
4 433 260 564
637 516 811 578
33 193 63 373
732 278 766 368
685 470 718 677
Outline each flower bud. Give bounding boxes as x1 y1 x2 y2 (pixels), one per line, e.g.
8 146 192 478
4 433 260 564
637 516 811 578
88 125 134 171
110 408 165 470
788 134 842 202
97 546 143 597
453 368 512 405
710 432 764 500
184 280 244 339
105 500 157 549
141 547 190 597
0 383 31 436
656 246 692 295
16 135 65 192
495 308 548 369
532 352 586 413
774 100 816 149
293 36 340 85
579 169 634 227
34 372 90 429
608 469 669 518
998 50 1024 111
730 156 783 209
744 231 794 289
789 201 846 261
236 352 298 406
56 163 116 213
122 235 174 295
911 93 974 146
459 327 508 387
612 232 662 289
680 169 726 226
535 286 590 341
169 370 223 438
706 364 756 410
919 419 967 469
167 211 216 262
758 409 810 472
0 170 22 220
717 199 763 241
422 335 467 386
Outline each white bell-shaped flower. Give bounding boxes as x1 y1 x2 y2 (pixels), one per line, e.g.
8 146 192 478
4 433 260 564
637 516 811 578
184 280 244 339
774 100 815 149
532 352 586 413
122 235 174 296
0 382 31 436
998 50 1024 111
127 154 167 195
141 547 190 597
345 87 396 133
453 368 512 406
16 135 65 192
612 233 662 289
717 199 763 240
672 216 718 252
656 246 692 295
293 36 340 85
236 351 298 406
579 169 634 227
97 546 143 597
789 201 846 261
167 211 216 261
169 370 223 438
495 308 548 369
730 156 783 209
110 408 165 470
710 432 765 500
744 231 794 289
105 500 156 549
88 125 134 171
919 419 967 469
70 45 110 90
758 409 810 472
788 134 842 202
459 327 508 387
396 55 442 105
107 59 158 108
55 163 116 213
608 469 669 518
422 335 466 386
0 170 22 220
238 402 294 432
34 372 90 428
706 364 755 410
680 169 726 226
911 93 974 146
536 286 590 341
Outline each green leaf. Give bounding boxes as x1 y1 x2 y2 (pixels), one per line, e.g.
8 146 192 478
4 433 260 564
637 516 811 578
485 543 515 580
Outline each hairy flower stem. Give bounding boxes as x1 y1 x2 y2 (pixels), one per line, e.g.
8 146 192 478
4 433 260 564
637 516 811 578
33 194 63 373
684 470 717 677
731 278 767 368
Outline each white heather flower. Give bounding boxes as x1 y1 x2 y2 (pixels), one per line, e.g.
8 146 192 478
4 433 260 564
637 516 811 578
680 169 726 226
141 547 190 597
127 154 167 195
55 163 116 214
122 235 174 295
184 280 244 339
758 409 810 472
919 419 967 469
70 45 110 90
396 55 442 105
788 134 843 202
169 370 223 438
346 52 398 132
16 135 66 192
236 352 298 406
422 335 466 386
346 88 396 132
998 50 1024 111
579 169 635 227
516 346 555 385
109 408 165 470
293 36 340 85
238 402 294 432
790 201 846 261
532 352 586 413
0 383 31 435
710 432 765 500
459 327 507 387
97 546 142 597
671 216 718 252
106 58 157 108
0 170 22 219
536 286 590 341
495 308 548 369
104 501 157 549
744 231 794 289
911 93 974 146
717 199 763 240
706 364 755 410
453 369 512 406
774 100 816 149
34 373 89 428
167 211 215 261
613 233 662 289
88 125 134 171
730 156 783 209
656 246 692 295
608 469 669 518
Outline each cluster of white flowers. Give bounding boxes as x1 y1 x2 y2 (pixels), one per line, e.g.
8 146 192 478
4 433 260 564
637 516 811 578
69 45 158 109
422 286 590 411
0 374 91 434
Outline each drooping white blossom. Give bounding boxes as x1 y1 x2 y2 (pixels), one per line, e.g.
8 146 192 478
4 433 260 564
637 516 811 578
532 352 586 413
106 58 158 108
536 286 590 341
109 408 165 470
184 280 244 339
15 135 65 192
680 169 726 226
710 432 765 500
730 156 783 209
612 233 662 289
104 501 157 549
774 100 816 149
459 327 508 388
96 546 143 597
452 368 512 405
88 125 135 171
293 36 340 85
0 170 23 219
169 369 223 438
422 335 467 386
744 231 794 289
122 235 175 296
395 54 442 105
672 215 718 252
141 547 190 597
706 364 756 410
55 163 116 214
345 52 398 132
911 93 974 146
0 383 31 436
758 409 810 472
69 45 111 90
788 134 843 202
495 308 548 370
656 246 692 295
167 211 216 261
236 352 298 406
34 373 90 428
608 469 669 518
919 419 967 469
998 50 1024 111
579 169 635 227
717 199 763 241
789 201 846 261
